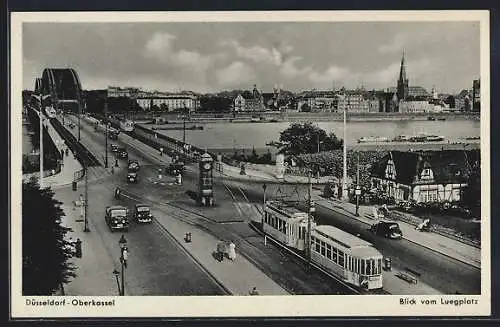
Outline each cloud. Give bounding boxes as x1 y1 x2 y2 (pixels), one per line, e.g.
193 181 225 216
365 58 435 86
280 56 311 78
220 40 284 66
378 33 407 54
144 32 212 71
215 61 256 87
308 65 350 85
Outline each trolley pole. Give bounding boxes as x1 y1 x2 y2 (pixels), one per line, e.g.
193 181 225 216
342 105 348 200
307 171 312 267
83 163 90 232
317 133 320 183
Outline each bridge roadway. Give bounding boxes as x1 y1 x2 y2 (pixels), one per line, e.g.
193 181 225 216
68 113 480 295
61 113 360 295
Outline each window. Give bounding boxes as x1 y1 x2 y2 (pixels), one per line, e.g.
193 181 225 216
378 259 382 275
332 248 338 263
361 260 365 275
338 250 345 267
367 259 373 275
320 241 326 256
326 244 332 260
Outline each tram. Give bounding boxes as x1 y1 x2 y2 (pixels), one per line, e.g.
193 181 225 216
263 200 384 290
263 201 316 251
311 225 383 290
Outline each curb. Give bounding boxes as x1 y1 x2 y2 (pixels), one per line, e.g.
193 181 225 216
316 201 481 270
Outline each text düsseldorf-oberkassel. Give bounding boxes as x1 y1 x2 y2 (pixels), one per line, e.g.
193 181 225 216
26 299 116 307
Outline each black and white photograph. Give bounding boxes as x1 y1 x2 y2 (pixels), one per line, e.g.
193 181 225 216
10 11 490 317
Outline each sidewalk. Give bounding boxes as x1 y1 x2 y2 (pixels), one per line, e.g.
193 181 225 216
314 194 481 269
152 207 290 296
54 188 118 296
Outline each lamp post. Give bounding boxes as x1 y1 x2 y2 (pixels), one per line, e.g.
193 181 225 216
118 234 128 296
307 170 313 267
355 151 361 216
78 101 81 142
83 162 90 232
104 99 109 168
262 183 267 230
342 101 348 200
39 101 44 189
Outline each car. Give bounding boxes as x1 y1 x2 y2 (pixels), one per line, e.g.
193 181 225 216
110 144 119 153
108 131 118 140
134 204 153 223
128 160 140 172
168 160 185 176
105 205 129 231
117 147 128 159
126 172 138 183
369 220 403 239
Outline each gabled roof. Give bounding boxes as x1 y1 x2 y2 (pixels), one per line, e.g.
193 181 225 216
370 150 474 185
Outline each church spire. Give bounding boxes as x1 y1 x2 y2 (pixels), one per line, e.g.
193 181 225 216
397 50 409 101
399 50 407 84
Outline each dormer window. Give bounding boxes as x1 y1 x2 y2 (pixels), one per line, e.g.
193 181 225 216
420 168 434 181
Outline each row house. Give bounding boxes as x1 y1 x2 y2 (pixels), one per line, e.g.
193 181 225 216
370 150 475 203
233 90 264 112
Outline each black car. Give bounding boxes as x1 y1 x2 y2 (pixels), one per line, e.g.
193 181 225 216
134 204 153 223
108 131 118 140
110 144 119 153
126 172 138 183
105 205 129 231
128 160 140 172
117 147 128 159
369 220 403 239
168 161 185 176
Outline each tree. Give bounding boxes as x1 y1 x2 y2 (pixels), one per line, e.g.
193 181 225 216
22 178 76 295
277 122 343 156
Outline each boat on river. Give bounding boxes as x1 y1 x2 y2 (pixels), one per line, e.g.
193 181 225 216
357 136 389 143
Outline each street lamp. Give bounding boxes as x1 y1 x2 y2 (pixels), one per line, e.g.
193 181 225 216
262 183 267 230
342 98 348 200
355 151 361 216
118 234 128 296
39 108 45 189
104 99 109 168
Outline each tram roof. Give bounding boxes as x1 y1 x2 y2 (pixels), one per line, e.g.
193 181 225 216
312 225 373 249
265 201 307 218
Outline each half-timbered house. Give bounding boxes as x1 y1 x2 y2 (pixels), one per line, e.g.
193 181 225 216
370 150 477 203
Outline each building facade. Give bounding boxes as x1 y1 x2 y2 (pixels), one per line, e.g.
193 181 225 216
370 151 473 203
107 86 140 98
136 93 199 112
233 85 264 112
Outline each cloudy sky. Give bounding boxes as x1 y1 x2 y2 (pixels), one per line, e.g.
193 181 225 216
23 21 480 94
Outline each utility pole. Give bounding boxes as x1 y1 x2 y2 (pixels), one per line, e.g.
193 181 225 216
317 133 321 183
342 104 348 200
39 96 44 188
104 99 108 168
262 183 267 230
78 101 81 141
84 163 90 232
307 171 312 267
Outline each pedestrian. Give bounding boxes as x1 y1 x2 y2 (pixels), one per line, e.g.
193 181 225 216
65 148 69 156
75 238 82 258
216 241 225 262
249 287 259 295
228 241 236 261
60 149 64 157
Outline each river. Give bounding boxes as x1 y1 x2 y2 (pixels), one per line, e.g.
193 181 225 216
145 119 481 154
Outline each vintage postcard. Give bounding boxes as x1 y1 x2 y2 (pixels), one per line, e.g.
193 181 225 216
10 10 490 318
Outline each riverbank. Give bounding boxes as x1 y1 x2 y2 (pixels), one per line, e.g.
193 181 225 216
130 111 480 124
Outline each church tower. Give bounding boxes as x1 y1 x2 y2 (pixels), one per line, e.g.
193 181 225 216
397 51 409 101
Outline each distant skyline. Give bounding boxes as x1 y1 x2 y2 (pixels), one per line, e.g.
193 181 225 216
23 21 480 94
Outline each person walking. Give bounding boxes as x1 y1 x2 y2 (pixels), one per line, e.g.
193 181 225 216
228 241 236 261
216 241 225 262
